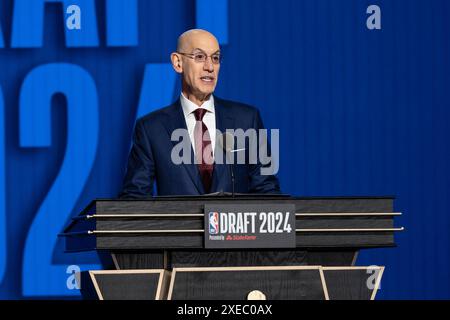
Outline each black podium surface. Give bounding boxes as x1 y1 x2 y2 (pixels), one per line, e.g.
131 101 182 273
62 195 403 300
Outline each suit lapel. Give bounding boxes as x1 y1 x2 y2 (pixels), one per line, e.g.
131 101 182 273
162 99 204 194
211 97 235 192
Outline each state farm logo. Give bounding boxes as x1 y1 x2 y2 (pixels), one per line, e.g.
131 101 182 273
225 235 257 241
208 212 219 235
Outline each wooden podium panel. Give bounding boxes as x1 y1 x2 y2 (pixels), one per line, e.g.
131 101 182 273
80 270 169 300
322 266 384 300
63 197 401 251
168 266 328 300
167 266 384 300
77 266 385 300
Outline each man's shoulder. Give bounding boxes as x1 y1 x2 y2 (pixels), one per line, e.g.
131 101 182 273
136 101 178 126
214 96 260 116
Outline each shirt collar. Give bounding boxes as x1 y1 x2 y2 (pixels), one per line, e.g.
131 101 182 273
180 92 215 118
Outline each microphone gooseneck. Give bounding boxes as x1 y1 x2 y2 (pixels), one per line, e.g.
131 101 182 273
218 132 235 197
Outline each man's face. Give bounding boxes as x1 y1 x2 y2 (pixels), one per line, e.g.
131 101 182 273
178 33 221 98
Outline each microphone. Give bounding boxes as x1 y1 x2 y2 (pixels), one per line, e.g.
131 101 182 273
217 132 235 197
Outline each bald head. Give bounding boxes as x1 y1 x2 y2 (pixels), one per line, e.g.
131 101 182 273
176 29 219 53
171 29 221 107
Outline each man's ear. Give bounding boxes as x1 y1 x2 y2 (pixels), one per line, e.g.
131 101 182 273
171 53 183 74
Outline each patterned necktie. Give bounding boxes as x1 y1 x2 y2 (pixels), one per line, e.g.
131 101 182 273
193 108 214 193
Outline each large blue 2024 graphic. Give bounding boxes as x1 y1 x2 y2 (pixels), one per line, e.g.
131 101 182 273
0 0 228 297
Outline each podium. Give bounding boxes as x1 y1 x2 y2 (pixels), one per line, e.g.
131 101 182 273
62 195 403 300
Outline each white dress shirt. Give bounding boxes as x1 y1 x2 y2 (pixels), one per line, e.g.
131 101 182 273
180 93 216 157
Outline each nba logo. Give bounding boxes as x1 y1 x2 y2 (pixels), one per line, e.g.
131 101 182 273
209 212 219 234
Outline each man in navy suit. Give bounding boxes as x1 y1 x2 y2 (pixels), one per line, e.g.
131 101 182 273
120 29 280 198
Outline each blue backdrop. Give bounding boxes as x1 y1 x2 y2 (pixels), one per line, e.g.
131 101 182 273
0 0 449 299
